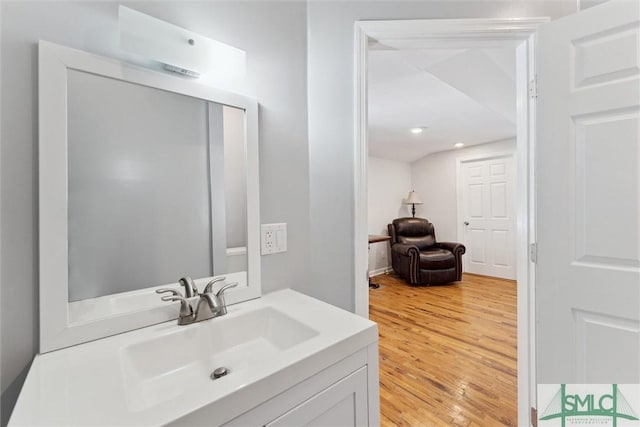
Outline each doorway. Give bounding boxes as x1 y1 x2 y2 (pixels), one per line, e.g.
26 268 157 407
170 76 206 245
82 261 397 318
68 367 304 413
354 18 545 426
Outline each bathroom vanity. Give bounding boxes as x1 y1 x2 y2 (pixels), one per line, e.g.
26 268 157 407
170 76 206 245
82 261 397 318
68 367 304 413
10 290 379 426
10 38 380 426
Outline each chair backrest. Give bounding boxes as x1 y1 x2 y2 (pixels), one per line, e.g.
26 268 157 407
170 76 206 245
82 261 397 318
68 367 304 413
388 217 436 251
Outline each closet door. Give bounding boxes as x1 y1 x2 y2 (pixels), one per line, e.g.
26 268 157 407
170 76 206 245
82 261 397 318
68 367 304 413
460 155 516 280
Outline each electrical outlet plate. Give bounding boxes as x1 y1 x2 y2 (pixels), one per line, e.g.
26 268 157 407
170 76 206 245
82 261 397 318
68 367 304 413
261 223 287 255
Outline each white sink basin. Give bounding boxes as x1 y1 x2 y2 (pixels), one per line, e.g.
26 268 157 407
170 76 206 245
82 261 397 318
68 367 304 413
119 306 318 411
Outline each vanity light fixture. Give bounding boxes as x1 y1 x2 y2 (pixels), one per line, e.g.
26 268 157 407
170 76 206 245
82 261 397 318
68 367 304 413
161 37 202 77
162 64 201 78
119 6 246 85
454 142 465 148
410 127 425 134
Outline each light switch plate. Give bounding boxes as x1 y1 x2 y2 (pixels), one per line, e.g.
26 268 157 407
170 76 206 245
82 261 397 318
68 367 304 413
261 223 287 255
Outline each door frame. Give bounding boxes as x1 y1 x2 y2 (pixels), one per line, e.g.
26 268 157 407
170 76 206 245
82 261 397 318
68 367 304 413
354 18 548 426
456 150 517 279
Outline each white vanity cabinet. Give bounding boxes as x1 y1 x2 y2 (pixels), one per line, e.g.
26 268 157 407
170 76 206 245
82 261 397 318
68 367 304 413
172 344 379 427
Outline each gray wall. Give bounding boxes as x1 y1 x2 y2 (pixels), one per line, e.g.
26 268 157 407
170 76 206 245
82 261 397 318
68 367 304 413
306 1 576 313
0 1 309 423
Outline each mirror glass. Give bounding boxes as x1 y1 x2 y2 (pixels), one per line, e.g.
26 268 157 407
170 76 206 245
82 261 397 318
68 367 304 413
38 41 259 352
64 69 249 324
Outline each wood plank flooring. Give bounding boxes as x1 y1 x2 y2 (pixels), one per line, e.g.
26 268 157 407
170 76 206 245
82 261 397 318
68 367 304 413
369 273 517 427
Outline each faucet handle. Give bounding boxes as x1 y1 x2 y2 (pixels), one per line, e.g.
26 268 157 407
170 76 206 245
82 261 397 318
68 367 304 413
204 276 227 294
212 282 239 317
156 288 183 298
215 282 238 297
178 277 198 298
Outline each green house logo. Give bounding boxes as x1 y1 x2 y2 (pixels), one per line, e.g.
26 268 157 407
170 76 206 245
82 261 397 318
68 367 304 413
539 384 639 426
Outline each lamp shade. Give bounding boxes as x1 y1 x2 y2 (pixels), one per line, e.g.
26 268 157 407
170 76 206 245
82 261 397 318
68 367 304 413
404 190 423 205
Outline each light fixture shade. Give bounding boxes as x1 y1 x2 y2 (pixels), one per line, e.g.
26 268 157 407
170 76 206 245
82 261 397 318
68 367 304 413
119 6 246 87
405 190 423 205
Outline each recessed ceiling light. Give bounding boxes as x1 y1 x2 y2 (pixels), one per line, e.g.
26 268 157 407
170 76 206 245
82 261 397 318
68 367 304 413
410 127 424 134
454 142 465 148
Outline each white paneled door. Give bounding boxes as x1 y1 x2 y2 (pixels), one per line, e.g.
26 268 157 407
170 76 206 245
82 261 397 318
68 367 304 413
459 155 516 280
536 0 639 383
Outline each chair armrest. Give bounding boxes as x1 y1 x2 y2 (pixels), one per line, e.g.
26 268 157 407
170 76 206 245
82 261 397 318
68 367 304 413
436 242 466 255
391 243 420 257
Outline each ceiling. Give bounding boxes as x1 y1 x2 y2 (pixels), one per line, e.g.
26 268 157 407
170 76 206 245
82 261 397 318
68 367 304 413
368 46 516 163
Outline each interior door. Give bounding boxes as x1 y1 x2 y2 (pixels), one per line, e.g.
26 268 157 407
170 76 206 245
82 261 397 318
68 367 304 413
460 155 516 280
536 0 639 384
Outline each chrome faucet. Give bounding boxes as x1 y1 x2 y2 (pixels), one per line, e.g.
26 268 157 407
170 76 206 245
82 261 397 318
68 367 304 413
156 276 238 325
179 276 198 298
195 279 238 320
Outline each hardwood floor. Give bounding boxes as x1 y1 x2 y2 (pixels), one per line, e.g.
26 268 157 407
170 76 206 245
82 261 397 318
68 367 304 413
369 273 517 427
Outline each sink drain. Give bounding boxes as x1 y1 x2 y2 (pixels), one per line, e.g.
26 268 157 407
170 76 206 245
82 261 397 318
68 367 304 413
211 367 229 380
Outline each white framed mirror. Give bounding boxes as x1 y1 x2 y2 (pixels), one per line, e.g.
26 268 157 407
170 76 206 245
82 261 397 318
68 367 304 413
39 41 261 353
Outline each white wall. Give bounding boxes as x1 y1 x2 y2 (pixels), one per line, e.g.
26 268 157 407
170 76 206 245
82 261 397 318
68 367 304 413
307 1 576 313
367 157 412 274
0 2 309 424
411 139 517 242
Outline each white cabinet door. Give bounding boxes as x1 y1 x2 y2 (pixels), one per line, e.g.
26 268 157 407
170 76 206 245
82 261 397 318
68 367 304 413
460 155 516 279
267 367 368 427
219 349 375 427
536 0 639 383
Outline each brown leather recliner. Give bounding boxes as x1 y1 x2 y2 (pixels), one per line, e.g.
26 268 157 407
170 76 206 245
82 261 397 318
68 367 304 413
388 218 466 286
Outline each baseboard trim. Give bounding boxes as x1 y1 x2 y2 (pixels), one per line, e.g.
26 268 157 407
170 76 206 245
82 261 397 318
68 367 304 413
369 266 393 278
463 272 517 283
